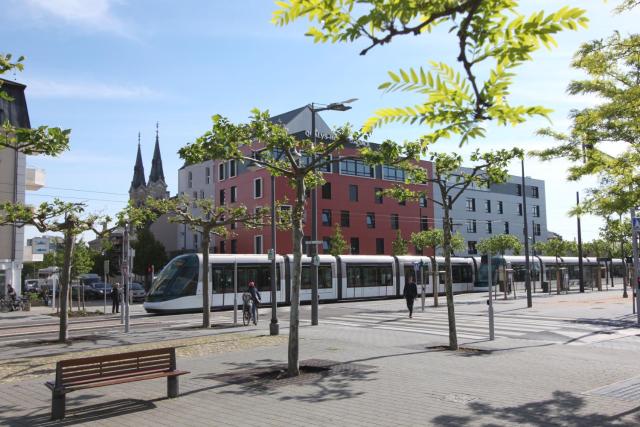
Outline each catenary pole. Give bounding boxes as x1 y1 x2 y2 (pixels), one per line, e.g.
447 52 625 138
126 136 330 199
270 174 279 335
310 104 319 326
631 209 640 325
488 253 494 340
577 192 585 292
521 158 532 307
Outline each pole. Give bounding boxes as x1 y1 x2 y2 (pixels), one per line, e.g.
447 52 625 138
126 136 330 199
421 262 425 312
577 192 585 293
521 158 532 307
270 174 279 335
120 231 125 324
310 104 319 326
488 253 494 340
124 224 130 333
233 259 238 325
103 259 109 315
631 209 640 324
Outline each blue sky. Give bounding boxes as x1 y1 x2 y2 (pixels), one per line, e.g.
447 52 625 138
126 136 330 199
1 0 638 242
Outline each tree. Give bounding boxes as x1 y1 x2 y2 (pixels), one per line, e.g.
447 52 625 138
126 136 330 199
534 238 577 295
0 200 107 341
274 1 587 145
411 229 464 307
328 224 347 256
136 196 269 328
477 234 523 299
380 147 521 350
179 110 364 375
391 230 408 256
131 227 168 288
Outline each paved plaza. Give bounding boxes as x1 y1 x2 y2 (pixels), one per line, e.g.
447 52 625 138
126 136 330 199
1 289 639 426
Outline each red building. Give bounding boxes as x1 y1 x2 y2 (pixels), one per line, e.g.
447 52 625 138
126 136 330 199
207 106 434 256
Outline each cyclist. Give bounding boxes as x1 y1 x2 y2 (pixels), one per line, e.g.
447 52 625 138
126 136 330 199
246 281 261 325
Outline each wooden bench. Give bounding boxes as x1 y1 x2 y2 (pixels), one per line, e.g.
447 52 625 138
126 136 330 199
45 347 189 420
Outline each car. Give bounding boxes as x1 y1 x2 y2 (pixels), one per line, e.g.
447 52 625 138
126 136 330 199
24 279 41 293
129 283 146 303
85 282 112 299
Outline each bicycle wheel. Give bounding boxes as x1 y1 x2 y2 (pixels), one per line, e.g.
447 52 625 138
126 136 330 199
243 308 250 326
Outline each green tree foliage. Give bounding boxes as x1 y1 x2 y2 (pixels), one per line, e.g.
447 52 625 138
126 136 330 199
274 1 587 145
328 224 347 256
533 238 577 257
477 234 522 255
411 229 464 255
131 227 168 284
391 230 409 255
178 110 362 375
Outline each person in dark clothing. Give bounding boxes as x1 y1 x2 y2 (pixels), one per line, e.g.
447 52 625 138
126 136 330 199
403 278 418 318
7 284 16 303
111 283 121 314
246 281 261 325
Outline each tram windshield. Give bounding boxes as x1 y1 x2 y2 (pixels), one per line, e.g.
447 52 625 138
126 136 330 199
147 254 199 302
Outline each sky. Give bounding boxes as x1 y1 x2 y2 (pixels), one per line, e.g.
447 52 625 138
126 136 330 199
1 0 638 243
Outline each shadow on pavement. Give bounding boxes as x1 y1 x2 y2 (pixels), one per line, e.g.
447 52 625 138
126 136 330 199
431 391 640 427
0 398 156 427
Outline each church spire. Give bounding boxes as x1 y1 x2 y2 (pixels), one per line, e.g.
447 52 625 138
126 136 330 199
149 122 165 183
130 132 146 190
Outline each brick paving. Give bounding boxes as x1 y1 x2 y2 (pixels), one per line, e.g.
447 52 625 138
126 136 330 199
1 290 639 426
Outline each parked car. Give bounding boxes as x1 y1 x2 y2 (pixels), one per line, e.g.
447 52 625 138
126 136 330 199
24 279 41 293
129 283 146 303
86 282 112 299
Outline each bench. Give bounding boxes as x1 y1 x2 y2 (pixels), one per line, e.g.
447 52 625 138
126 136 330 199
45 347 189 420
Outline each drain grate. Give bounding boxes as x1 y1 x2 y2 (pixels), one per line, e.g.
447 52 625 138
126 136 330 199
585 376 640 402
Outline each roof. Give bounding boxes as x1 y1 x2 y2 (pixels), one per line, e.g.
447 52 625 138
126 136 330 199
149 129 165 183
0 78 30 129
130 143 146 190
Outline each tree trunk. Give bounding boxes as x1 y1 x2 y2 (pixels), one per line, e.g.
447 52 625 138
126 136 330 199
202 232 211 328
430 255 438 307
442 205 458 350
59 230 75 343
288 177 305 377
622 238 628 297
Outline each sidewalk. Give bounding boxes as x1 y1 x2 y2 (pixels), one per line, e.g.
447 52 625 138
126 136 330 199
1 290 639 426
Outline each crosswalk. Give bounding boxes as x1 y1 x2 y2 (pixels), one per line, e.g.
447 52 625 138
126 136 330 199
320 309 637 344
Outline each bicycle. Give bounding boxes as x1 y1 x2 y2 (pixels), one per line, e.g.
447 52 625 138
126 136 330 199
242 293 252 326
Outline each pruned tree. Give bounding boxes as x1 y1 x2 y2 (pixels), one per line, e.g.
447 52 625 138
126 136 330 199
328 224 347 256
534 238 577 295
391 230 408 256
477 234 522 299
411 229 464 307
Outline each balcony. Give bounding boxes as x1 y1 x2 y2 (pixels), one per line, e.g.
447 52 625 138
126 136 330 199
26 167 45 191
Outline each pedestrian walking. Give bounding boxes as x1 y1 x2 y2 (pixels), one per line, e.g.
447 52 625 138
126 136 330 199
403 277 418 318
111 283 121 314
246 281 261 325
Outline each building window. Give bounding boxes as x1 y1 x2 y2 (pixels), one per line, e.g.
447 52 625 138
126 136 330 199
230 221 236 230
382 165 405 182
366 212 376 228
322 209 332 226
466 198 475 212
391 214 399 230
229 160 237 178
466 219 477 233
218 163 225 181
220 241 226 254
374 187 383 204
484 200 491 213
231 239 237 254
419 196 427 208
349 184 358 202
532 186 539 198
517 203 523 216
534 223 541 236
468 241 477 255
254 235 263 254
188 171 193 188
192 191 198 207
341 210 350 227
231 186 237 203
504 221 510 234
193 233 198 249
200 190 204 199
278 205 291 225
219 189 225 205
497 201 503 214
516 184 522 196
376 238 385 255
420 216 429 231
322 182 332 199
533 205 540 217
322 237 331 253
350 237 360 254
205 167 211 184
340 159 374 178
486 221 492 234
254 178 263 198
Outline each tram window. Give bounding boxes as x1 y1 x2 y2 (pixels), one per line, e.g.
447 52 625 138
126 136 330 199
237 265 281 292
347 265 393 287
301 265 333 289
404 266 429 284
451 265 472 283
147 255 199 300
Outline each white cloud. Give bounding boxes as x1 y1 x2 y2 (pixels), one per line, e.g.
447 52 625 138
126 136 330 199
26 79 161 100
24 0 132 38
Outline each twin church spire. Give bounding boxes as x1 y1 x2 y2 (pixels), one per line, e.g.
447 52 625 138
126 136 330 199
129 123 168 205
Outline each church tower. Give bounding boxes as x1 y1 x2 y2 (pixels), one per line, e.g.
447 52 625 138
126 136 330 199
147 122 169 200
129 132 147 206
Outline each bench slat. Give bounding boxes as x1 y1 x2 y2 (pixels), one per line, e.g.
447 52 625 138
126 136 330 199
63 370 189 392
61 359 171 380
62 364 173 384
58 348 174 367
61 354 171 374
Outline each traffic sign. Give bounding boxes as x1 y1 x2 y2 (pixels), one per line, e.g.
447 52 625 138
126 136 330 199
305 241 323 245
267 249 274 261
632 217 640 232
312 255 321 266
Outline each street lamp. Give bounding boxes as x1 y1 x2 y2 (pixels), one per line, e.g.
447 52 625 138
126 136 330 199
521 157 532 307
309 99 357 326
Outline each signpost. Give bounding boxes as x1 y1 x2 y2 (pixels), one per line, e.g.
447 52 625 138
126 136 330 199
631 215 640 324
103 260 109 315
414 261 426 312
486 254 495 340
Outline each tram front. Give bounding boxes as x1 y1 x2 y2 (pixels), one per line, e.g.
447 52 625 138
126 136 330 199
144 254 201 313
